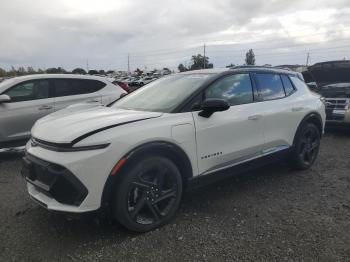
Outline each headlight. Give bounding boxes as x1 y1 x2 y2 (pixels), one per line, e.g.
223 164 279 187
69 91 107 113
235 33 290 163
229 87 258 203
31 137 110 152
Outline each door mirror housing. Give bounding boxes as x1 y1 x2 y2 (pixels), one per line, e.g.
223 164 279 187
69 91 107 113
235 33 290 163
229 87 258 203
198 98 230 118
0 94 11 103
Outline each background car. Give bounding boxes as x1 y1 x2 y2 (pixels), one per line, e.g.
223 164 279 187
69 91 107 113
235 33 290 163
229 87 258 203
306 60 350 127
135 76 156 86
112 80 130 93
0 74 126 150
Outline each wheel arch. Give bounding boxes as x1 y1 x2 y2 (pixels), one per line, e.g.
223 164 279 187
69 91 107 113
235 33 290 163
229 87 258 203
100 141 193 209
293 112 323 146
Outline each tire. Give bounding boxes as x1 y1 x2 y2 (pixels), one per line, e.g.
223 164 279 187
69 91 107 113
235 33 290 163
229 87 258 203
112 156 183 232
289 123 321 170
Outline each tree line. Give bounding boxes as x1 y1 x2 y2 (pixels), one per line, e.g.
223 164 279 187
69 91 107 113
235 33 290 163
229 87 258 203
0 66 118 77
178 49 256 72
0 49 256 77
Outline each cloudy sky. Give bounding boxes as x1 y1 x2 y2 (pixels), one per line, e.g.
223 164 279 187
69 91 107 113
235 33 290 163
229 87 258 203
0 0 350 71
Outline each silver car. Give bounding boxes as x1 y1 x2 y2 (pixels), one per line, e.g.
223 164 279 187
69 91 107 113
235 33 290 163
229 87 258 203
0 74 126 150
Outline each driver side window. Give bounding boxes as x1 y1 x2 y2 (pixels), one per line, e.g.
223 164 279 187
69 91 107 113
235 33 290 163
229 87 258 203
205 74 253 106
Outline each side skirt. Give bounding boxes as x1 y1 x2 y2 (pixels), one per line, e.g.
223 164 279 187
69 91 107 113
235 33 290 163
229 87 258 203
186 148 291 190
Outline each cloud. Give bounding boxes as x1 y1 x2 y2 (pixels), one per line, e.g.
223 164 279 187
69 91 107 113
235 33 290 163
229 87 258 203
0 0 349 70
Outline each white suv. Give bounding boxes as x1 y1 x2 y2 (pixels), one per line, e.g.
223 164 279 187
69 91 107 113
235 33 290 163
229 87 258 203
0 74 126 151
22 67 326 232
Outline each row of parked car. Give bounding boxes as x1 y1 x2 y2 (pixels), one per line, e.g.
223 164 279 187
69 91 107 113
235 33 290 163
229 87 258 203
1 61 349 152
112 75 158 93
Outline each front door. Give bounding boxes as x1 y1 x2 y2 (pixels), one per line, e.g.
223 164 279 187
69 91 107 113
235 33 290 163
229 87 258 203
0 79 54 145
192 73 265 175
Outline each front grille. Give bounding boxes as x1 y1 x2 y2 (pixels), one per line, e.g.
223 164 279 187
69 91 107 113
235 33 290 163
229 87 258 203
325 98 349 110
22 154 88 206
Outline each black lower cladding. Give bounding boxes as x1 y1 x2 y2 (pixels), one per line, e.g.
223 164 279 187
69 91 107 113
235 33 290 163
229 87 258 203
22 153 88 206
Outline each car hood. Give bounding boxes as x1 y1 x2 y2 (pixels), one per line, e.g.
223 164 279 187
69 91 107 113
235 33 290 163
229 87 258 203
31 104 162 144
317 83 350 98
308 60 350 87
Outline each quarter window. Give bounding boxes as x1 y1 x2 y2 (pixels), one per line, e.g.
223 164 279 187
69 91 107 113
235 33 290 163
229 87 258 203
290 76 308 90
4 80 50 102
205 74 253 106
255 73 285 100
281 75 295 96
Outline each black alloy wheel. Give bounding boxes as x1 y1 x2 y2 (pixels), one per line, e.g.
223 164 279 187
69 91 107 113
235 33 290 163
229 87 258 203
290 123 320 170
298 126 320 165
113 156 182 232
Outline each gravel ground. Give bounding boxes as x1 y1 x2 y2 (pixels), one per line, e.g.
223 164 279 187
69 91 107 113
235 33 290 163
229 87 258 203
0 131 350 262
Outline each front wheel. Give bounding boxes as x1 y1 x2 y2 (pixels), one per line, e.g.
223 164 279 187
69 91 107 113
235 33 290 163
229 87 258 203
289 123 321 170
113 156 183 232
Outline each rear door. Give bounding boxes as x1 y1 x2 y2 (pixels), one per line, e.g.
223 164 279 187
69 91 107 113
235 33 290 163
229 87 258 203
253 73 300 151
0 79 54 144
52 78 103 111
192 73 265 175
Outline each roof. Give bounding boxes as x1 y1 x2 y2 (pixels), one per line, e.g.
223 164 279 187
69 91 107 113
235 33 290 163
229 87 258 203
0 74 111 93
179 66 299 76
7 74 108 81
311 60 350 68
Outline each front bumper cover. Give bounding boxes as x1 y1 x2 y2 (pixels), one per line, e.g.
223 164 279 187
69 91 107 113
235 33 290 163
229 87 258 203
22 153 88 207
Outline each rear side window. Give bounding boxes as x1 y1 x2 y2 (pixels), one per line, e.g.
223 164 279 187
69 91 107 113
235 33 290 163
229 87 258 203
205 74 253 106
281 75 295 96
53 79 105 97
4 80 50 102
255 73 285 100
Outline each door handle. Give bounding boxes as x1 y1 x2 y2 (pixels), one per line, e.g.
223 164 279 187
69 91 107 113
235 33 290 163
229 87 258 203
38 105 53 110
291 107 304 112
248 114 262 120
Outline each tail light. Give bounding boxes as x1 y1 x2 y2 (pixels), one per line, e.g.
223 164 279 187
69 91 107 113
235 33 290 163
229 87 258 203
113 81 130 93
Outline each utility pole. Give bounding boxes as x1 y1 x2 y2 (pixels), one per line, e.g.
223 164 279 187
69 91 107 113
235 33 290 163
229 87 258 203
86 59 89 72
127 54 130 73
203 43 206 69
306 52 310 66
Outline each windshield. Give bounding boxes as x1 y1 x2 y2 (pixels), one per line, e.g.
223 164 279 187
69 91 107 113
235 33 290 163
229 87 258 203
112 74 212 112
0 78 16 91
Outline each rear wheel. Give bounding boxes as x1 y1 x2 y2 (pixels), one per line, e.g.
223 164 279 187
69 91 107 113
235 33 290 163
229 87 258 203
289 123 320 170
113 156 182 232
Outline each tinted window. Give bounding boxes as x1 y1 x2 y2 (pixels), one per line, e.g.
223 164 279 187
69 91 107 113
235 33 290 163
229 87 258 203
255 73 285 100
4 80 50 102
89 80 106 92
53 79 105 97
281 75 295 95
205 74 253 106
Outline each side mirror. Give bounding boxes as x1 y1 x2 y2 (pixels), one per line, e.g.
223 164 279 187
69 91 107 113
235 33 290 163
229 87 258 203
0 94 11 103
198 98 230 118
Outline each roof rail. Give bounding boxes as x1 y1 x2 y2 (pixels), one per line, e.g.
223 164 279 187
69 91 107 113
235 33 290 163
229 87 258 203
229 65 292 71
273 66 292 71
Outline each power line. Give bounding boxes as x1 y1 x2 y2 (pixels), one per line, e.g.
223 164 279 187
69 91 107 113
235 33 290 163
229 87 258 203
127 53 130 72
203 43 206 69
306 52 310 66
